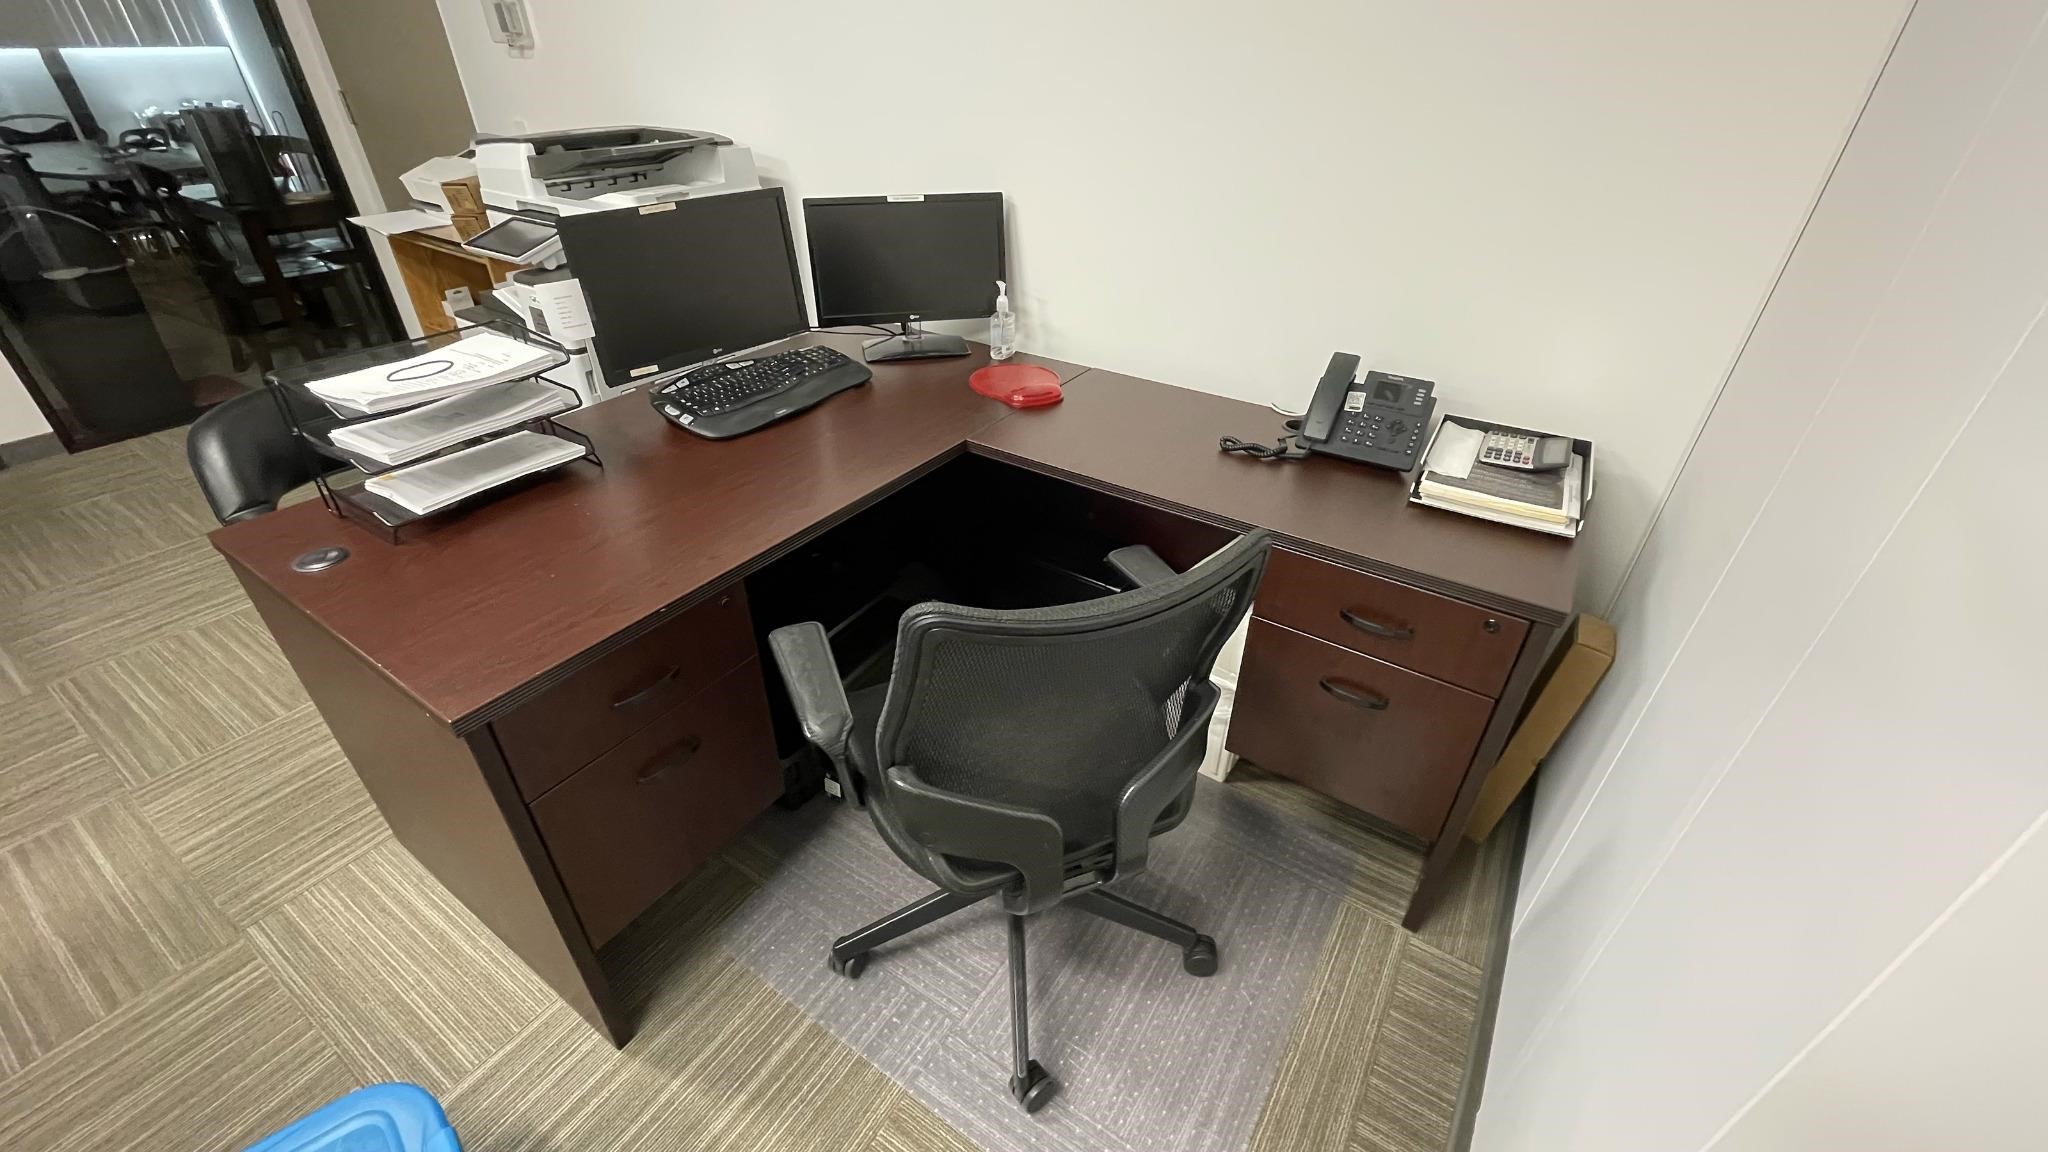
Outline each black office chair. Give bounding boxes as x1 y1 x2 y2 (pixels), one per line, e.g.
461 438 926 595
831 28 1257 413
768 530 1270 1112
187 388 345 523
183 107 279 210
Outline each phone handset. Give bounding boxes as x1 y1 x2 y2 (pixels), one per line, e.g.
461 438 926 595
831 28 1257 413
1298 352 1361 444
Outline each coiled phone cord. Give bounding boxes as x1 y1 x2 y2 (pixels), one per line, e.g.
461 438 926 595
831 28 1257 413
1218 418 1310 461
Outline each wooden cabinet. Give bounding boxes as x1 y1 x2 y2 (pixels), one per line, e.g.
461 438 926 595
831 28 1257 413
1229 619 1493 840
527 657 781 947
1254 547 1528 697
495 586 757 801
388 227 525 336
1228 548 1530 840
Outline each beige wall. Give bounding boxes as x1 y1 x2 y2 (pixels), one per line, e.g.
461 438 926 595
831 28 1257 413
0 357 51 443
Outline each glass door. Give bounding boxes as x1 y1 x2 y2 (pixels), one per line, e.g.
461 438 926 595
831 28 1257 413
0 1 393 449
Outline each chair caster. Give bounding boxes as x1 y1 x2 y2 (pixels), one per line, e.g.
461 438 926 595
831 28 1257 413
827 951 868 979
1183 935 1219 977
1009 1060 1059 1113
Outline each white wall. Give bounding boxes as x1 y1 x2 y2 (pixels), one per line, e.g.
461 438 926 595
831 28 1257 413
429 0 1905 608
0 357 51 443
1477 1 2048 1147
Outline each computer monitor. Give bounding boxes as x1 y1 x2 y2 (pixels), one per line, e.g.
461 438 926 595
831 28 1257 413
555 187 808 387
802 192 1005 362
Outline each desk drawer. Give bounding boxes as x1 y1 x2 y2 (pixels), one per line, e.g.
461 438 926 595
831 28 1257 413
1227 619 1492 842
497 584 756 801
1253 548 1527 697
529 658 780 948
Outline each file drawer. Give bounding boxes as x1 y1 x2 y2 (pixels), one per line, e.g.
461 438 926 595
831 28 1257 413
496 584 756 801
1227 619 1493 841
529 658 780 947
1253 547 1527 698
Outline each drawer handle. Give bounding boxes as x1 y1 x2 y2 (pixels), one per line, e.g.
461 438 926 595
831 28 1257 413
611 666 681 710
635 735 702 784
1319 677 1389 711
1339 608 1413 641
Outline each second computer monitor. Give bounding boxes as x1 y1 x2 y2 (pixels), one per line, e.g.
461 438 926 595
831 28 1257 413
803 193 1005 361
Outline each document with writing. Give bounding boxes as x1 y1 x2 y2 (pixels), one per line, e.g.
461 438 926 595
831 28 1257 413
362 431 585 516
306 331 558 416
327 378 575 467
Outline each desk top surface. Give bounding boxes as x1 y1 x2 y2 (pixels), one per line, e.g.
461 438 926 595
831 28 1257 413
213 333 1578 729
969 367 1578 624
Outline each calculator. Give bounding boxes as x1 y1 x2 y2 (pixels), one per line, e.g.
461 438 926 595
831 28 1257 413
1480 430 1573 472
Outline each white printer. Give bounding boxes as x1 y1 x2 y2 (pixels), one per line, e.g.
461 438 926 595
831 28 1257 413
400 127 763 405
472 126 759 216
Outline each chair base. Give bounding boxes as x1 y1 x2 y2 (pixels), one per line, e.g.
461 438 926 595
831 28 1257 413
828 884 1218 1111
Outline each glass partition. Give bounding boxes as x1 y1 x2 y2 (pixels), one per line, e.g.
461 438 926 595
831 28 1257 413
0 2 391 450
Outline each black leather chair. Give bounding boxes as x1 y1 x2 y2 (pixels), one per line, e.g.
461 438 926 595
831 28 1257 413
0 114 77 146
187 388 344 523
768 530 1270 1112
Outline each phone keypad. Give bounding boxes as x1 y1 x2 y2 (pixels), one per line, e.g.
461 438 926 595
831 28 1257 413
1339 411 1421 455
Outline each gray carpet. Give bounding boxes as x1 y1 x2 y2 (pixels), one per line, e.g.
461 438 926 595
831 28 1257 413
719 777 1356 1152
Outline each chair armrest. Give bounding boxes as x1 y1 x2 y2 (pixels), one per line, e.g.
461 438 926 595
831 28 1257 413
1113 681 1220 880
766 622 860 806
1106 545 1179 588
885 766 1067 915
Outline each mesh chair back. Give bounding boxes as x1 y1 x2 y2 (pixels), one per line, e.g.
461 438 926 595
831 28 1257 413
874 531 1269 849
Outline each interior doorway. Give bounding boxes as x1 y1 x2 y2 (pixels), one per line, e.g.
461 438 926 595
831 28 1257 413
0 1 397 451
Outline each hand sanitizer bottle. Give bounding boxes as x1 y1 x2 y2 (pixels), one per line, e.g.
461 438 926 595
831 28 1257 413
989 280 1016 360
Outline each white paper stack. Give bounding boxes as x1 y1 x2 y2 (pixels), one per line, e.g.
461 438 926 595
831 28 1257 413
327 378 575 467
1413 421 1585 538
305 331 557 416
363 431 585 516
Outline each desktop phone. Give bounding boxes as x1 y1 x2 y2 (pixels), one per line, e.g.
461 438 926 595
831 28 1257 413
1296 354 1437 472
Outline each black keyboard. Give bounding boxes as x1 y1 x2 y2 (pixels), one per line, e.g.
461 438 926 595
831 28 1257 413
647 345 872 439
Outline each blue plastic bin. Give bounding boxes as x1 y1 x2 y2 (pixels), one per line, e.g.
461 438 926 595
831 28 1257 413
244 1083 461 1152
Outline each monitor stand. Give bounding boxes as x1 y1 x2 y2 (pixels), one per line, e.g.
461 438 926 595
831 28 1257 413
862 320 970 363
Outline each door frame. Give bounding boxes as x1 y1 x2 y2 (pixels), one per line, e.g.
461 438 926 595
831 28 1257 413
251 0 404 339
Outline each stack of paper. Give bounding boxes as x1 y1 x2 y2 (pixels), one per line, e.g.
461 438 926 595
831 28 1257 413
363 431 586 516
1414 421 1585 538
327 378 575 467
305 331 557 416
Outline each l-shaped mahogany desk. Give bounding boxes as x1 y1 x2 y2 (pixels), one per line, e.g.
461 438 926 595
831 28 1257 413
211 332 1578 1045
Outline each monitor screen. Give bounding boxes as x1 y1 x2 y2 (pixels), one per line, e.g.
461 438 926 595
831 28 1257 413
802 193 1005 327
556 188 809 386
